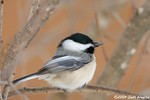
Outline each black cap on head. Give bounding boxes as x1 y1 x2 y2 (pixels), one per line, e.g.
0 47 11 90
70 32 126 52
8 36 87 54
58 32 103 48
65 33 94 44
58 33 94 47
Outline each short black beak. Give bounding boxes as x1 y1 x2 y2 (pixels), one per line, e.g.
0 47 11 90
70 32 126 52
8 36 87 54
93 42 103 47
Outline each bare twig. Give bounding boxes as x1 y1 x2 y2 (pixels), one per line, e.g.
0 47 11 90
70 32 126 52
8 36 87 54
0 44 9 70
0 0 4 100
111 11 126 29
96 0 150 87
1 0 60 100
139 32 150 90
9 82 28 100
94 12 108 62
0 0 4 65
87 0 150 100
0 81 7 85
27 0 40 21
8 85 146 100
128 32 150 91
0 0 3 44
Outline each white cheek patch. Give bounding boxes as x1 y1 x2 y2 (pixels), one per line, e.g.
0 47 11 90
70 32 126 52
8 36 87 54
62 40 93 52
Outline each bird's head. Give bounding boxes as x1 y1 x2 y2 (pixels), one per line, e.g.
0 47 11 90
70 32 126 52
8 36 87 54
58 33 103 54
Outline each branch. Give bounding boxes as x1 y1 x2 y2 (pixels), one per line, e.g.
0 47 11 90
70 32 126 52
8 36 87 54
8 85 147 100
0 0 3 55
0 0 3 44
27 0 40 21
1 0 60 99
1 0 60 81
96 0 150 87
128 32 150 90
87 0 150 100
0 0 4 100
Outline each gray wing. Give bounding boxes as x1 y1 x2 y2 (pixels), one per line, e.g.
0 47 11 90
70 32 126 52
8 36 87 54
38 55 91 75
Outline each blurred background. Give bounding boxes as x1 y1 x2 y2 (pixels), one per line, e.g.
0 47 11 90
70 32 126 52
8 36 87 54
2 0 150 100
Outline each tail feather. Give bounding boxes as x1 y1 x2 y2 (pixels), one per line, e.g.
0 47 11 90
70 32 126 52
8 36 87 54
13 73 38 85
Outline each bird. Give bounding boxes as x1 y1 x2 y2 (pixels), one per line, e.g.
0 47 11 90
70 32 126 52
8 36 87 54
13 33 103 92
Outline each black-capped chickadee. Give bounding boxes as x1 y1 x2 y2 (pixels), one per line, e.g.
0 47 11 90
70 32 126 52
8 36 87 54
13 33 103 91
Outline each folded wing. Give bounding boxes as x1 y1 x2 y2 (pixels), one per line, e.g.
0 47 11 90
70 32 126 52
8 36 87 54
38 55 91 75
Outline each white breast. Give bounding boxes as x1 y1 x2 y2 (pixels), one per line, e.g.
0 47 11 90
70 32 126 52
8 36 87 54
40 55 96 91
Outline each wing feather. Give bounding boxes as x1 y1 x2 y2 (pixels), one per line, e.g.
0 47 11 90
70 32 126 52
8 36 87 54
38 55 90 75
